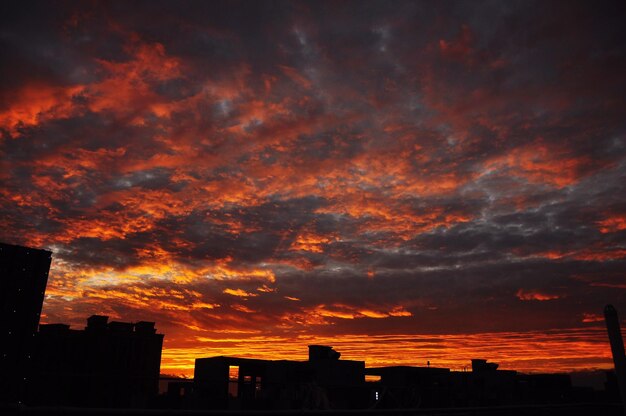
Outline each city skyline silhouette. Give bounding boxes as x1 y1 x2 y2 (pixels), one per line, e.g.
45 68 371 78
1 241 625 414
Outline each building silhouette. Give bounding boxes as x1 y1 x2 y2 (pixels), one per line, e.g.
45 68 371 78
28 315 164 408
190 348 587 411
194 345 366 410
364 358 574 409
0 243 52 404
158 376 194 409
365 365 452 408
1 241 622 415
604 304 626 413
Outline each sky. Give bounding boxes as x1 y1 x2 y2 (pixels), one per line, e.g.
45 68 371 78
1 0 625 377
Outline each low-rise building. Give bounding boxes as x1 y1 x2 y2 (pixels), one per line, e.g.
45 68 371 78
193 345 366 410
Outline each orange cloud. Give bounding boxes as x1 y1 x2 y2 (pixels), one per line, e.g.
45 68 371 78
581 313 604 323
533 248 626 262
0 84 85 137
516 289 560 301
231 304 255 313
87 40 181 118
290 232 336 253
317 199 471 242
223 288 258 298
78 283 219 314
589 282 626 289
597 214 626 233
388 306 413 317
279 303 413 327
482 141 588 188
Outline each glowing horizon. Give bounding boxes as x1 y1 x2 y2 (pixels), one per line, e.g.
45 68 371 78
157 328 618 378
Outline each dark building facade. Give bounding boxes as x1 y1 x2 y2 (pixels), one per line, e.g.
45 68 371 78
194 345 366 410
604 304 626 408
0 243 52 404
366 359 573 409
29 315 164 408
365 365 452 408
157 376 194 409
193 349 582 411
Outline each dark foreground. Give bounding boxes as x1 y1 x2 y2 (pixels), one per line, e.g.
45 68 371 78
1 403 623 416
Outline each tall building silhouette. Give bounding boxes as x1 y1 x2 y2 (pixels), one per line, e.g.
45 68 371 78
29 315 164 408
604 304 626 412
0 243 52 404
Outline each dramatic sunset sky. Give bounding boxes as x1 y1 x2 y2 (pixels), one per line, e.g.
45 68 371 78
1 0 625 377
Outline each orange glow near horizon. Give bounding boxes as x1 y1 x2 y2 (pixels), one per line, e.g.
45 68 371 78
158 328 617 378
